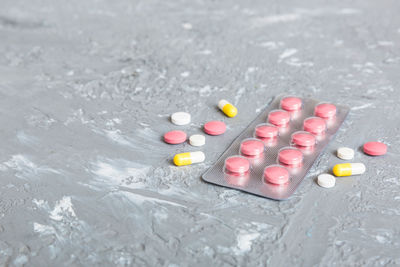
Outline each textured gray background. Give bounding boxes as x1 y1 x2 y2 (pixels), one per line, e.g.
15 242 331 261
1 0 400 266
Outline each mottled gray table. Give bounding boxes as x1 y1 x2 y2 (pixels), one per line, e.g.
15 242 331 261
1 0 400 266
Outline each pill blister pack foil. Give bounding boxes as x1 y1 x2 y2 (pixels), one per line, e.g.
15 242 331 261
202 95 350 200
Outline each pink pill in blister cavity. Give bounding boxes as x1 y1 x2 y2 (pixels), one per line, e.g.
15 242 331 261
291 131 316 147
255 124 279 139
280 96 302 111
204 120 226 135
268 109 290 127
264 165 290 185
315 103 337 119
164 130 187 144
224 156 250 174
363 141 387 156
303 117 327 135
240 139 265 156
278 147 303 167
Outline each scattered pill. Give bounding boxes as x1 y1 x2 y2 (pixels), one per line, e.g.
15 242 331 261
255 123 279 139
363 141 387 156
317 173 335 188
278 147 303 167
315 103 337 119
332 163 366 177
218 99 238 118
264 165 289 185
189 134 205 147
303 117 327 135
204 120 226 135
240 139 265 156
291 131 316 147
173 151 205 166
224 156 250 174
268 109 290 128
280 96 302 111
171 112 191 125
337 147 354 160
164 130 187 144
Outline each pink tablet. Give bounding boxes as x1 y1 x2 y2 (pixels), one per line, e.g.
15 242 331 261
291 131 316 147
363 141 387 156
224 156 250 174
264 165 289 185
164 130 187 144
240 139 265 156
315 103 337 119
303 117 326 135
268 109 290 127
204 121 226 135
255 124 279 139
278 147 303 167
280 97 302 112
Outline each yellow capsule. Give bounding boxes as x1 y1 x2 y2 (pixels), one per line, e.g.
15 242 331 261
332 163 366 177
218 99 238 118
173 151 205 166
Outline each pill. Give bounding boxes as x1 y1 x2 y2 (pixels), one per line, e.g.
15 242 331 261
268 109 290 128
264 165 289 185
171 112 191 125
291 131 316 147
164 130 187 144
278 147 303 167
240 139 265 156
317 173 335 188
204 120 226 135
363 141 387 156
218 99 238 118
337 147 354 160
315 103 337 119
303 117 327 135
255 123 279 139
280 96 302 111
332 163 366 177
173 151 205 166
189 134 205 147
224 156 250 174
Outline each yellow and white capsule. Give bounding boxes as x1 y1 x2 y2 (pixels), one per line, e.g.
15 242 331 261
173 151 205 166
333 163 366 177
218 99 237 118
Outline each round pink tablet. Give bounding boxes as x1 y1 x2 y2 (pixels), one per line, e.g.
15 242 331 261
278 147 303 166
363 141 387 156
224 156 250 174
264 165 289 185
315 103 337 119
268 109 290 127
291 131 316 147
204 121 226 135
280 97 302 111
164 130 187 144
240 139 265 156
255 124 279 139
303 117 327 135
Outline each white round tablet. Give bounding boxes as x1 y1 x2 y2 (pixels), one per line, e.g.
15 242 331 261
337 147 354 160
189 134 205 147
317 173 335 188
171 112 191 125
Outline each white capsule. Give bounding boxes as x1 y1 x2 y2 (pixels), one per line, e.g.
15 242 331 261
173 151 205 166
189 134 205 147
337 147 354 160
333 163 366 177
171 112 191 125
317 173 336 188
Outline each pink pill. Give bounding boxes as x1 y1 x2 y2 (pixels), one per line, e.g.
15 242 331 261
303 117 327 135
268 109 290 127
315 103 337 119
278 147 303 166
164 130 187 144
291 131 316 147
363 141 387 156
264 165 289 185
255 124 279 139
224 156 250 174
280 96 302 111
204 121 226 135
240 139 265 156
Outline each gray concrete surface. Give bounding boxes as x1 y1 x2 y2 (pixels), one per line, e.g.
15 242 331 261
1 0 400 266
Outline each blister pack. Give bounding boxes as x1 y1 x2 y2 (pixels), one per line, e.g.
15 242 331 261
202 95 350 200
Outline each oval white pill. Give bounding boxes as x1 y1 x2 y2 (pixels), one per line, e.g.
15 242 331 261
171 112 191 125
337 147 354 160
189 134 205 147
317 173 335 188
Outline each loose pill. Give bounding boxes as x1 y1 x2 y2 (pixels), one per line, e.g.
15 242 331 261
204 120 226 135
164 130 187 144
337 147 354 160
171 112 191 125
268 109 290 128
363 141 387 156
224 156 250 174
303 117 327 135
278 147 303 167
317 173 335 188
332 163 366 177
173 151 205 166
291 131 316 147
189 134 205 147
240 139 265 156
280 96 302 111
264 165 289 185
218 99 238 118
255 123 279 139
315 103 337 119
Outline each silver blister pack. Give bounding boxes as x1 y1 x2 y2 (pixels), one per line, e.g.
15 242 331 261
202 95 350 200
